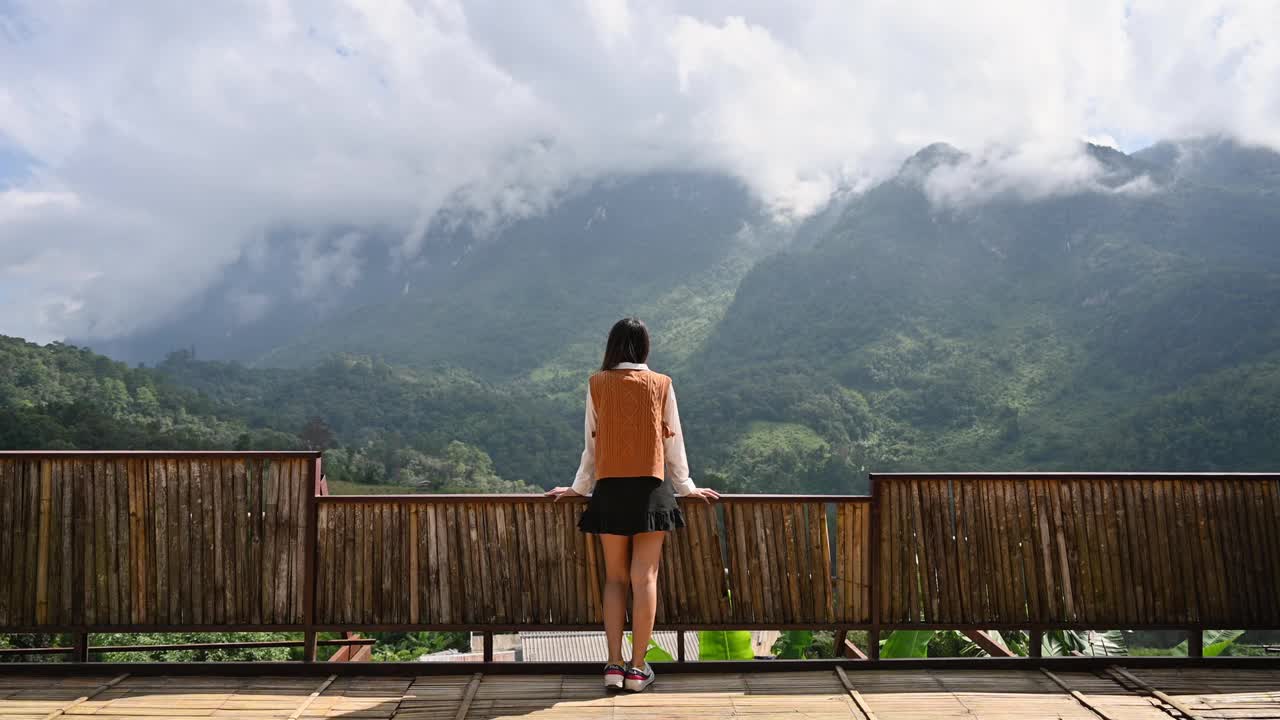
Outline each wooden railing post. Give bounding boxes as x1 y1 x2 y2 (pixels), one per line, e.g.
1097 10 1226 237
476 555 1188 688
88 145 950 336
72 632 89 662
1029 631 1043 658
303 456 323 662
303 632 318 662
1188 629 1203 658
677 631 686 663
868 474 881 661
483 631 494 662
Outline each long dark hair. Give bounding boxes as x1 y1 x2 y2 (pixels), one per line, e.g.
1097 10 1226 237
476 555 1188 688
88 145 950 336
600 317 650 370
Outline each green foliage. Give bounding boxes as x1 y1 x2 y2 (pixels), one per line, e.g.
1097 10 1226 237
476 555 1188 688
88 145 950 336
1172 630 1245 658
395 441 540 493
642 638 676 663
0 634 63 664
154 352 576 488
0 337 264 452
773 630 813 659
879 630 933 658
0 338 547 492
698 630 754 660
89 633 297 662
325 479 420 495
367 632 468 661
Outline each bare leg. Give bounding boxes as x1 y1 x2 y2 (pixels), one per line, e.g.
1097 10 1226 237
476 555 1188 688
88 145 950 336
627 530 666 669
599 533 632 666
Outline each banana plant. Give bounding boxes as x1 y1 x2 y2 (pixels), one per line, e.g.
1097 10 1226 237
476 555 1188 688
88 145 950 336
775 630 815 659
1173 630 1244 657
643 637 676 662
878 630 933 658
879 629 1131 659
699 630 755 660
1041 630 1128 656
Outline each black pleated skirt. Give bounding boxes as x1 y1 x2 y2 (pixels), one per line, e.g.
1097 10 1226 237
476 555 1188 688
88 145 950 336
578 476 685 536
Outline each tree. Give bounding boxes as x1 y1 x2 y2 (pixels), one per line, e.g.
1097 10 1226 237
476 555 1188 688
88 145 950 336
300 416 336 450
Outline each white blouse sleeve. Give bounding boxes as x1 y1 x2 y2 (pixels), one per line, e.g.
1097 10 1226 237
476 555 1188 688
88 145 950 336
664 382 697 496
570 384 598 495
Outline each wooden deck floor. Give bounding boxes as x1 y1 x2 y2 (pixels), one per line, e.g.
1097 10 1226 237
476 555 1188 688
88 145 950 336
1 667 1278 719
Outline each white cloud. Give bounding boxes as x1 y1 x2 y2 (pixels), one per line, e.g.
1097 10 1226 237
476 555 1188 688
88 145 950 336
0 0 1277 343
297 231 366 301
920 141 1127 208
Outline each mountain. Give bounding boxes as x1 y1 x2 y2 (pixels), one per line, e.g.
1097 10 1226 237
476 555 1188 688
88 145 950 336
77 228 410 365
258 172 783 384
0 336 562 490
83 172 784 385
1135 135 1280 191
21 137 1280 494
689 138 1280 474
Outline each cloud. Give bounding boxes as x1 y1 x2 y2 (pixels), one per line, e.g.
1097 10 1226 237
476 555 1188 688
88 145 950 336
0 0 1277 343
297 231 366 301
918 140 1153 208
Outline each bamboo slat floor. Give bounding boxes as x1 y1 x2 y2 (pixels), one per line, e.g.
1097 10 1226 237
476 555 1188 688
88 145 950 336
1 667 1278 720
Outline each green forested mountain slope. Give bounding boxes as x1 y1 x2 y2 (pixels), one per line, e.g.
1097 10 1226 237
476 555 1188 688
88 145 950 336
0 338 547 491
687 140 1280 480
153 351 572 487
0 337 272 450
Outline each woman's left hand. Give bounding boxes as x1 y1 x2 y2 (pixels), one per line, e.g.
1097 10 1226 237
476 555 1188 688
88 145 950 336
685 487 721 503
545 486 582 501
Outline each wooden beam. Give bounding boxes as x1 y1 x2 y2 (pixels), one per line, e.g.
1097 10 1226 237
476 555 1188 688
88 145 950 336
482 632 494 663
286 674 336 720
843 637 869 660
834 666 879 720
326 632 375 662
348 644 373 662
453 673 483 720
1040 668 1118 720
963 630 1015 657
42 673 129 720
1108 666 1203 720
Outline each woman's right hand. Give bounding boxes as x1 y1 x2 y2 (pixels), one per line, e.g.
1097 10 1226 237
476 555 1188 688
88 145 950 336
685 487 721 503
544 486 582 501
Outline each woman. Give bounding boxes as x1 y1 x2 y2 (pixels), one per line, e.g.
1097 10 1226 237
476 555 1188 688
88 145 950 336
545 318 719 692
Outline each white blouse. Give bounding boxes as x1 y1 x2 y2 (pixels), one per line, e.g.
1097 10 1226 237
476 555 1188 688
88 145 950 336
570 362 697 496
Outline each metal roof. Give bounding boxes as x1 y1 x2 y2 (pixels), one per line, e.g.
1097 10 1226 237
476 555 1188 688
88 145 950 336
519 631 699 662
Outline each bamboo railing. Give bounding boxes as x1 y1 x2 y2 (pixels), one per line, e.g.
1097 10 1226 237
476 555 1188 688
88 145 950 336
312 496 865 630
2 453 1278 662
874 473 1280 629
0 452 319 633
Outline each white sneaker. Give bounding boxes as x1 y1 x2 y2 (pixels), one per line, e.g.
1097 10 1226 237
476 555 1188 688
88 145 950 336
623 663 655 692
603 663 626 690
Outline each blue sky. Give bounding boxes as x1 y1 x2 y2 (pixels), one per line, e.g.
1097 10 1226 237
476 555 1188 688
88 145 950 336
0 144 33 187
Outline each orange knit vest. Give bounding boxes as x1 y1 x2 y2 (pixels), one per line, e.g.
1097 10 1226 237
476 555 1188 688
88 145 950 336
589 368 672 480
